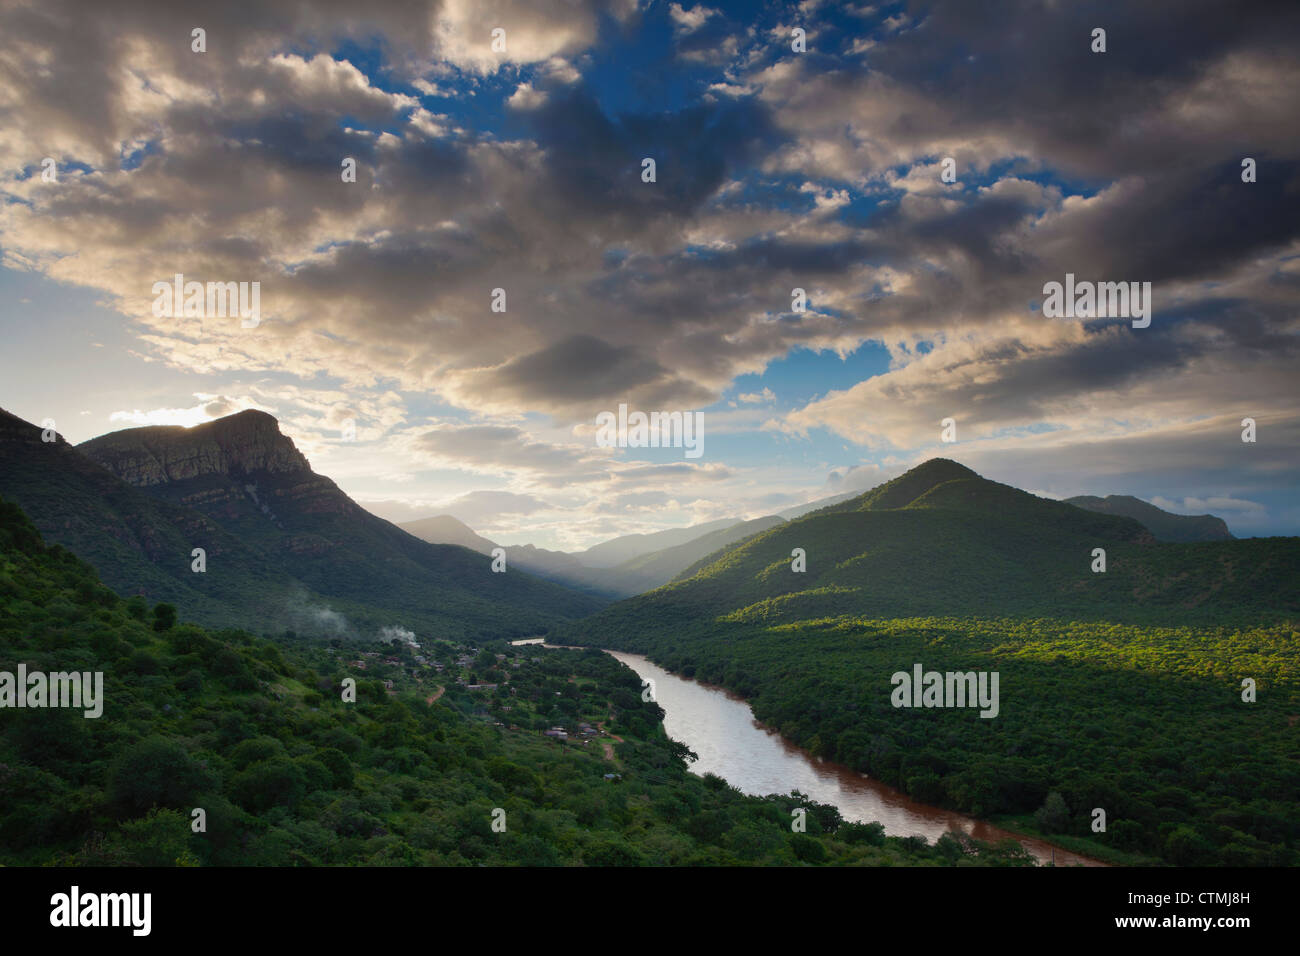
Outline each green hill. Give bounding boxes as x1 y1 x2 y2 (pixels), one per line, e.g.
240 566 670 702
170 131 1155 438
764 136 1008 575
618 459 1294 629
554 460 1300 866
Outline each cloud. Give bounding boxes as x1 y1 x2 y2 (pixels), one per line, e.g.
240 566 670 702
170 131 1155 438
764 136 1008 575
107 394 270 429
430 0 617 76
2 0 1298 540
507 83 548 110
1150 495 1266 515
669 3 719 35
413 422 597 475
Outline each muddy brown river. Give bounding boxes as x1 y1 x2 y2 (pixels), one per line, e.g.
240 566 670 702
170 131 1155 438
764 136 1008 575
514 639 1103 866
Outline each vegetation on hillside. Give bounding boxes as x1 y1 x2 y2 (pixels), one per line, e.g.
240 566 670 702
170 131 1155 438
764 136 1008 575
0 496 1034 866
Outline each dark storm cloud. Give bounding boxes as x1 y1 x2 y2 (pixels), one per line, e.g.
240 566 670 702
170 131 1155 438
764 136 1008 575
1039 161 1300 285
861 0 1300 178
459 334 715 413
524 87 784 223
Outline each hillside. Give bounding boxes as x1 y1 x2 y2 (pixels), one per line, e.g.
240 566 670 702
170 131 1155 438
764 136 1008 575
554 460 1300 866
0 495 1024 867
619 459 1298 626
0 408 602 639
77 411 604 638
1066 494 1235 542
0 408 298 630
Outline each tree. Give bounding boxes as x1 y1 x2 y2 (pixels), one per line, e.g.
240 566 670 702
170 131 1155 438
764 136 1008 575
110 809 201 866
789 833 828 863
1034 791 1070 834
152 602 177 631
108 737 216 817
230 757 308 813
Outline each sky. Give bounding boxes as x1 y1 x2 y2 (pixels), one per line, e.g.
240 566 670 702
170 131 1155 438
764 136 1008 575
0 0 1297 548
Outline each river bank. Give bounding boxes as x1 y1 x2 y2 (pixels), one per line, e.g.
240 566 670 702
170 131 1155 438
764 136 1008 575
513 637 1106 866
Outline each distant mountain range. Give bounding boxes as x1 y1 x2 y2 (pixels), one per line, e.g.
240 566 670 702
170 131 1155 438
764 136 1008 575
399 512 787 597
398 514 497 555
0 408 602 639
1 403 1262 640
397 471 1245 599
392 483 872 598
576 518 742 568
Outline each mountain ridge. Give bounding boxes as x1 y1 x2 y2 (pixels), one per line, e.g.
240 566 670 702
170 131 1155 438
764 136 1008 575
1 407 602 638
79 410 312 486
560 458 1297 641
1065 494 1235 542
400 512 788 598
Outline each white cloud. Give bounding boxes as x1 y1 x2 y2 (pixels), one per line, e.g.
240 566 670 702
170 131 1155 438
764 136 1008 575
669 3 719 34
507 82 547 110
1150 495 1266 515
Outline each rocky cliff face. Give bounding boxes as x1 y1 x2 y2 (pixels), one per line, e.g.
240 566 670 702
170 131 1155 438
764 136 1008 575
78 410 312 487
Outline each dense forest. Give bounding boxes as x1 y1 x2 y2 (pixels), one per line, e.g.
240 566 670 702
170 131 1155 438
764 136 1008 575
559 613 1300 865
0 496 1038 866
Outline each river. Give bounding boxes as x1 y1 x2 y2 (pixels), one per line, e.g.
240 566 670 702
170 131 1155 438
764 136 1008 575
513 638 1104 866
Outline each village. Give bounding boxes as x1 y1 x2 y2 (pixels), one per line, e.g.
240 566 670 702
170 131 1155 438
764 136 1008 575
331 636 625 774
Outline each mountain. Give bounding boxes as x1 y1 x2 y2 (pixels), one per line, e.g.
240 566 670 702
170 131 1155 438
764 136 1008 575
398 516 601 594
563 457 1300 641
0 407 602 638
402 511 788 597
77 410 604 637
507 515 793 596
77 409 312 485
502 542 599 584
397 518 620 596
635 515 786 591
0 407 298 629
576 518 739 567
399 514 496 554
1065 494 1234 542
